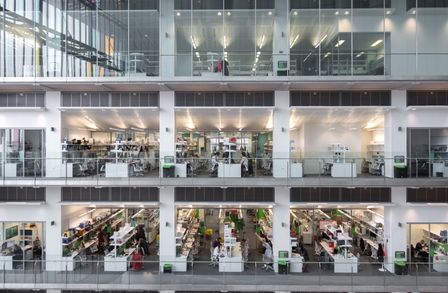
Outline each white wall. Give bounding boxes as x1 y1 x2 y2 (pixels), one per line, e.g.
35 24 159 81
273 187 291 272
159 187 176 271
273 91 289 177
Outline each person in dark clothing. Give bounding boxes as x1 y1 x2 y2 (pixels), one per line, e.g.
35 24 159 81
135 225 146 242
377 243 385 262
415 240 425 253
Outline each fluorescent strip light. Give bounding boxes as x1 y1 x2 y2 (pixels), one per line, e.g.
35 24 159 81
314 35 327 48
223 36 227 49
335 39 345 47
130 127 146 132
190 36 197 50
79 208 96 218
259 35 265 49
109 127 125 132
370 39 383 47
290 34 300 48
356 51 365 58
303 52 312 62
323 52 331 58
132 209 145 219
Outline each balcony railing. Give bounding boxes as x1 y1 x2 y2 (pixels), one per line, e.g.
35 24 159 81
0 157 447 184
0 260 447 290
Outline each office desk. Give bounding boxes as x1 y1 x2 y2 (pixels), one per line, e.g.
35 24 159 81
289 253 304 273
5 163 17 177
219 244 244 272
331 163 357 178
175 163 187 178
432 162 448 177
291 163 303 178
0 255 13 270
320 241 358 273
105 163 128 177
104 247 136 272
218 163 241 178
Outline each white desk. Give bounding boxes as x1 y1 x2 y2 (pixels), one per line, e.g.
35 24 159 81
331 163 357 178
0 255 13 270
218 163 241 178
433 254 448 272
173 255 188 272
289 253 304 273
219 244 244 272
104 248 136 271
61 162 73 178
320 241 358 273
105 163 128 177
175 163 187 178
5 163 17 177
291 163 303 178
432 162 448 177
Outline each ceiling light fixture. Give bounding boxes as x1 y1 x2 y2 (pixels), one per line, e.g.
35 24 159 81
386 10 391 15
176 12 181 16
190 36 197 50
217 11 222 16
356 51 365 58
370 39 383 47
109 127 125 132
335 39 345 47
314 35 327 48
335 11 339 15
323 52 331 58
227 11 231 16
344 10 349 15
259 35 265 49
268 11 273 16
290 34 300 48
411 107 417 111
293 11 298 16
223 35 227 49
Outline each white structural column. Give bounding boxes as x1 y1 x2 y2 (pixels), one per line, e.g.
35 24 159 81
159 187 176 271
273 187 291 272
159 91 176 176
273 91 290 177
159 0 175 78
384 90 407 178
45 91 63 177
383 187 407 273
273 0 289 75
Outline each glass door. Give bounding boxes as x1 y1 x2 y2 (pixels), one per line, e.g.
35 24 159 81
24 129 45 177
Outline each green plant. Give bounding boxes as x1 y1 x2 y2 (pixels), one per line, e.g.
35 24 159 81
63 247 71 257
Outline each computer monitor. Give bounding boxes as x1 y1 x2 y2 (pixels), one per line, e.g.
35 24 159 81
164 156 174 164
278 251 289 258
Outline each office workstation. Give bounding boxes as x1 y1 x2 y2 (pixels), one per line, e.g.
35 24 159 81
408 223 448 272
60 107 160 178
174 107 274 178
174 206 274 272
0 222 44 270
289 107 385 178
290 206 385 273
61 206 159 271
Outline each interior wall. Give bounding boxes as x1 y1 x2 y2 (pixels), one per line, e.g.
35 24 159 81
61 205 90 231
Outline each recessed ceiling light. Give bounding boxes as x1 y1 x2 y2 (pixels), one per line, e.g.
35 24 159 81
335 11 339 15
335 39 345 47
344 11 349 15
370 39 383 47
293 11 298 16
226 11 231 16
217 11 222 16
176 12 181 16
268 11 272 16
411 108 417 111
386 10 391 15
411 9 416 14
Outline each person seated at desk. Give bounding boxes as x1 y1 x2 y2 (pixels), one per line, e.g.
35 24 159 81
415 240 429 259
241 152 249 177
210 152 219 177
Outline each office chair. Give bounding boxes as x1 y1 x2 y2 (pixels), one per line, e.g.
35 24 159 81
132 163 144 176
209 246 219 267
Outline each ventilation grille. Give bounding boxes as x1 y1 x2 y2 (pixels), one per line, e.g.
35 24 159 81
290 91 391 107
290 0 391 9
0 187 45 202
407 91 448 106
0 93 45 107
61 92 159 107
61 187 159 202
175 187 275 202
290 187 391 203
407 188 448 203
175 92 274 107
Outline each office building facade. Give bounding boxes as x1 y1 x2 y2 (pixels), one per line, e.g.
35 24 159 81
0 1 447 292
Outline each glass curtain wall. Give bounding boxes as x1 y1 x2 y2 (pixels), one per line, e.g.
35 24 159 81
289 0 390 76
2 129 45 177
0 0 159 78
174 0 274 77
